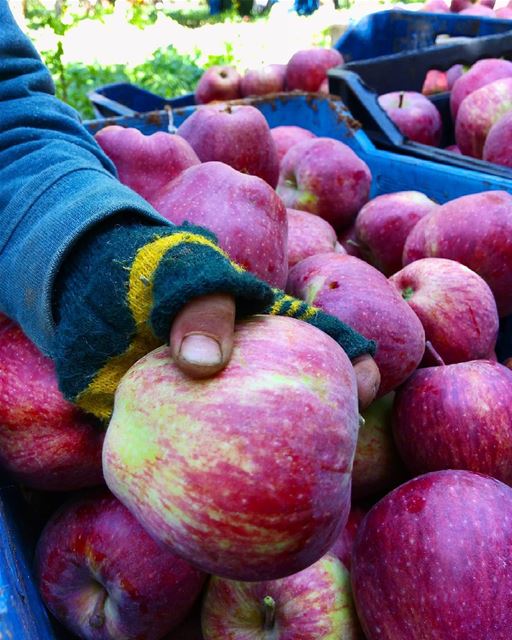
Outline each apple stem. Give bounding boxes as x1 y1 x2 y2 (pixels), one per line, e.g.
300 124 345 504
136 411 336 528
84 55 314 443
89 589 107 629
425 340 446 367
262 595 276 631
398 92 404 109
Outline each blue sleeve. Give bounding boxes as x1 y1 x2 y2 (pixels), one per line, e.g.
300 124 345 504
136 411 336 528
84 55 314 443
0 0 166 355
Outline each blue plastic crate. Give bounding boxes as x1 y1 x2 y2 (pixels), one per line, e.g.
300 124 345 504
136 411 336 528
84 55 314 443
334 9 512 62
328 24 512 179
3 93 511 638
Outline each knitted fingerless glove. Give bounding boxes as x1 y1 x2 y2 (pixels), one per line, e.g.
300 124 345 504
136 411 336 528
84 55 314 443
54 220 375 422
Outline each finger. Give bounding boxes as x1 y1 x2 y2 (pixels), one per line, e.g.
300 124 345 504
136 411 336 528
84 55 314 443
353 355 381 410
170 293 236 379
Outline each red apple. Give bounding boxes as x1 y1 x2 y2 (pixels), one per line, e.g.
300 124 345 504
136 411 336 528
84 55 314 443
355 191 437 276
401 191 512 316
195 65 241 104
352 470 512 640
445 143 462 153
151 161 288 288
329 507 367 571
389 258 499 365
351 393 406 500
287 253 425 395
286 48 344 93
378 91 443 146
240 64 286 97
0 321 104 491
446 63 464 90
422 70 449 95
270 125 316 165
286 208 338 269
450 58 512 119
201 554 362 639
393 360 512 483
94 126 200 205
177 104 279 188
276 137 372 231
422 0 450 11
35 490 206 640
103 316 359 581
455 77 512 157
459 3 495 15
483 110 512 166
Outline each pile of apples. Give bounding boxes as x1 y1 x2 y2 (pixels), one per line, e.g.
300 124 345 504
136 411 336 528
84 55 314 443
3 86 512 640
423 0 512 18
380 56 512 168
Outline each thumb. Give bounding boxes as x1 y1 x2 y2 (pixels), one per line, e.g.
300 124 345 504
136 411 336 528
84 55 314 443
169 293 236 378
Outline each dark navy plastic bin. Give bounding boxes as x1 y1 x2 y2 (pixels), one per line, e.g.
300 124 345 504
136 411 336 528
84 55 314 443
88 10 512 118
3 93 511 638
328 26 512 178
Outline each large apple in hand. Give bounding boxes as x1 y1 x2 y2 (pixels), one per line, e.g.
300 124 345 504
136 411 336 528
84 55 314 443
378 91 442 146
151 161 288 288
277 138 372 231
94 126 200 204
201 554 362 640
352 470 512 640
483 111 512 167
240 64 286 97
286 48 344 92
393 360 512 483
270 125 316 165
35 490 206 640
450 58 512 119
287 254 425 395
401 191 512 316
355 191 437 276
177 104 279 188
351 393 406 500
195 65 241 104
103 316 359 581
286 208 339 269
0 320 104 491
390 258 498 364
455 77 512 157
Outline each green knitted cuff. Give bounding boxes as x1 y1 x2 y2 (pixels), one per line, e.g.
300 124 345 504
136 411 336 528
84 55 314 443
264 289 376 360
54 220 273 421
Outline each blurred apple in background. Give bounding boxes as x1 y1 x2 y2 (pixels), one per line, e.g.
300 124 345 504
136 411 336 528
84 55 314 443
355 191 437 276
195 65 241 104
459 4 495 15
151 161 288 288
286 48 344 92
352 470 512 640
422 70 448 95
240 64 286 97
446 63 464 89
287 253 425 395
177 104 279 188
201 554 362 640
351 393 406 501
103 316 359 581
35 490 206 640
277 137 372 231
389 258 499 365
393 360 512 483
378 91 443 146
286 208 339 269
270 125 316 165
0 321 104 491
94 126 200 204
401 191 512 316
450 58 512 119
422 0 450 12
455 77 512 157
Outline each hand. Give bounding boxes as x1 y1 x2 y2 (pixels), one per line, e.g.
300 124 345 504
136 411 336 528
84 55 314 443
170 294 381 409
